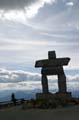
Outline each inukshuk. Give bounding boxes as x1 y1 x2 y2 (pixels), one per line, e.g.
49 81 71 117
35 51 70 95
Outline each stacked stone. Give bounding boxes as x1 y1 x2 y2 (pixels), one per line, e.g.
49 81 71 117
35 51 70 95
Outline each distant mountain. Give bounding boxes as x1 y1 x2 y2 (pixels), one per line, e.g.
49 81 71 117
0 89 41 102
0 89 79 102
72 90 79 98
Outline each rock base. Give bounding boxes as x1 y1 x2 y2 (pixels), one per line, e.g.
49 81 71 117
36 92 72 100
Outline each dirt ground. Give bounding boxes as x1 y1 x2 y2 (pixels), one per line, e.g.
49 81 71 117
0 105 79 120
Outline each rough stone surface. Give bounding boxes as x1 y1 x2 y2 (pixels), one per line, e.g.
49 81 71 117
35 51 71 98
41 75 49 94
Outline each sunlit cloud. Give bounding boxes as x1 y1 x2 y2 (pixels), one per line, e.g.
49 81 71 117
0 0 56 22
66 2 74 7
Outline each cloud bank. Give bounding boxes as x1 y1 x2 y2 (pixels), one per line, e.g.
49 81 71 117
0 68 79 92
0 68 79 100
0 68 41 83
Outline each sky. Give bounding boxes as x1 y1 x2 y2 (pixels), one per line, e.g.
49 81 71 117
0 0 79 99
0 0 79 71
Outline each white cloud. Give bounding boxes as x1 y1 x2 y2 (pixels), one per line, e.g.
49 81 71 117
0 68 79 92
0 68 41 83
0 39 51 51
66 2 74 7
25 0 56 19
65 65 79 70
0 0 56 21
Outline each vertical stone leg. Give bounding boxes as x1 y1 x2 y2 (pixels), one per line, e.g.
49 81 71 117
42 75 49 94
58 73 67 93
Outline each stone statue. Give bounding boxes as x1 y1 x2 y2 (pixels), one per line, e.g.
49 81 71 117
35 51 71 99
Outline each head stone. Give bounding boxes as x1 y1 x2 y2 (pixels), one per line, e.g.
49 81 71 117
48 51 56 59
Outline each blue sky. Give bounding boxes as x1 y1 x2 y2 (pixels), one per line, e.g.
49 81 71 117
0 0 79 99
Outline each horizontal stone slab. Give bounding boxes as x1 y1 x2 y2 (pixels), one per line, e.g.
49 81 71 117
35 58 70 67
41 67 64 75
